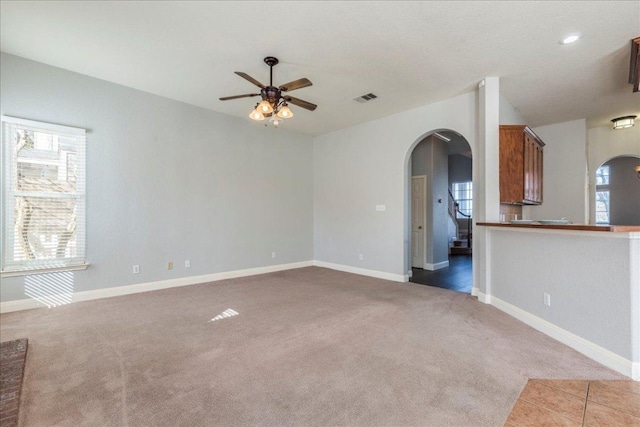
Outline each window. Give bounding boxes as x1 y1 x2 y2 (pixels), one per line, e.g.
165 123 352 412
595 165 610 225
595 165 610 186
452 181 472 218
1 116 87 276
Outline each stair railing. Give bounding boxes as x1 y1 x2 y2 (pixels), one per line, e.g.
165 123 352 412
449 189 472 249
448 190 460 242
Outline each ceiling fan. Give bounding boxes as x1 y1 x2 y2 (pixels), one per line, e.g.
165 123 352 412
219 57 317 126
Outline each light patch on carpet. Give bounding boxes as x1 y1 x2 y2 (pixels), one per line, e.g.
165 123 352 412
209 308 239 322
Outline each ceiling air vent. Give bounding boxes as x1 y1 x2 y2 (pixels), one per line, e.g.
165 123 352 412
353 93 378 103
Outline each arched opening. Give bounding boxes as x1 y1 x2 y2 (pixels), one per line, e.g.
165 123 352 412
593 155 640 225
404 129 474 293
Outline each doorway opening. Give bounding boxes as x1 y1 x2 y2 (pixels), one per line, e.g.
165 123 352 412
407 130 473 293
593 155 640 225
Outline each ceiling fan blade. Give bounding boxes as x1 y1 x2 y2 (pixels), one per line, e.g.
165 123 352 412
234 72 265 89
219 93 260 101
279 78 312 92
284 96 317 111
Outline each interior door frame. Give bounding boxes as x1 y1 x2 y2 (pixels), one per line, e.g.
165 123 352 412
411 175 427 269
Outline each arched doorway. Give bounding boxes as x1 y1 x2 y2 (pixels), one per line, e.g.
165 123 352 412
593 155 640 225
404 129 474 293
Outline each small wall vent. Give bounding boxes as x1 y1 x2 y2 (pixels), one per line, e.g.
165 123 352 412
353 93 378 103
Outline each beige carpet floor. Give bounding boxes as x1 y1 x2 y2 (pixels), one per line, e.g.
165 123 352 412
0 267 625 426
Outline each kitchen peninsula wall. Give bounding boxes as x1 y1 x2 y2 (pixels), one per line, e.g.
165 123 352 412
477 223 640 379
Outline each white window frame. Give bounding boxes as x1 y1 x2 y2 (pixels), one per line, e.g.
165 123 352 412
1 116 88 277
452 181 473 219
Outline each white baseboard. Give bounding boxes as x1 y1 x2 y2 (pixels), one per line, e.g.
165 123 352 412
477 290 491 304
0 261 314 314
471 287 480 297
313 260 408 282
0 298 43 313
1 260 410 314
490 295 637 380
424 260 449 271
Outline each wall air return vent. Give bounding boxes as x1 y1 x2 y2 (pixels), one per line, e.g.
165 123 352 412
353 93 378 103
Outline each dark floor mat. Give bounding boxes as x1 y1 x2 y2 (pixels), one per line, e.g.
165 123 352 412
0 338 28 427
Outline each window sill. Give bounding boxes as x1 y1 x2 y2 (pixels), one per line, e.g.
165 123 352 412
1 263 90 278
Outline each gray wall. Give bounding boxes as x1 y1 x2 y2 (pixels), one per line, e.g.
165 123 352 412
411 137 432 177
605 156 640 225
0 53 314 302
489 228 634 360
313 92 479 277
431 138 449 264
524 119 588 223
411 135 449 266
448 154 472 184
499 94 525 125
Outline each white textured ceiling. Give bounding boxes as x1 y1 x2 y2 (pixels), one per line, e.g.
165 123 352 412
1 1 638 136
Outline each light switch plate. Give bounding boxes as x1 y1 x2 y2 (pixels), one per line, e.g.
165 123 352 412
376 204 386 211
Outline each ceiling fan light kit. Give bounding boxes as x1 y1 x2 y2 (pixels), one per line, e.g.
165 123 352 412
221 56 316 128
249 108 265 121
277 103 293 119
257 100 274 115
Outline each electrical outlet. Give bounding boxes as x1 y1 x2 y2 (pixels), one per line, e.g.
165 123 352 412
272 252 276 259
167 261 173 270
359 254 364 261
185 260 190 268
133 265 140 274
544 292 551 307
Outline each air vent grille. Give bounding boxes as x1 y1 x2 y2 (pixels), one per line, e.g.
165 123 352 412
353 93 378 103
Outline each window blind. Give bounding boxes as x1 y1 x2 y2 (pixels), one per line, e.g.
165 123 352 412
1 116 86 274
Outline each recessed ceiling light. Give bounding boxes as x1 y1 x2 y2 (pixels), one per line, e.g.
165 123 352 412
559 34 581 45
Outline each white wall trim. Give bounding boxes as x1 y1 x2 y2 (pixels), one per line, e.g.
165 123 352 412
424 260 449 271
490 295 637 380
313 260 408 283
477 290 491 304
0 299 43 313
471 287 480 297
1 263 90 278
0 261 314 314
488 226 640 240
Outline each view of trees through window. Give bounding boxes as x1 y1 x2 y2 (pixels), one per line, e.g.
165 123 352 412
2 117 86 273
595 165 610 224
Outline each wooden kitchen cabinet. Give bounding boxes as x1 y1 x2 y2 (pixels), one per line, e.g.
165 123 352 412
499 125 544 205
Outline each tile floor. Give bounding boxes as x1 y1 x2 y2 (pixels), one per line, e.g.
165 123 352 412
505 379 640 426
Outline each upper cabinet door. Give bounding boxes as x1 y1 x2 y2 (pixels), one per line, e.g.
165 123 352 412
523 127 544 204
499 125 545 205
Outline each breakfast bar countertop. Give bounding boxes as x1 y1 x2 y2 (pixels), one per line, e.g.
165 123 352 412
476 222 640 232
